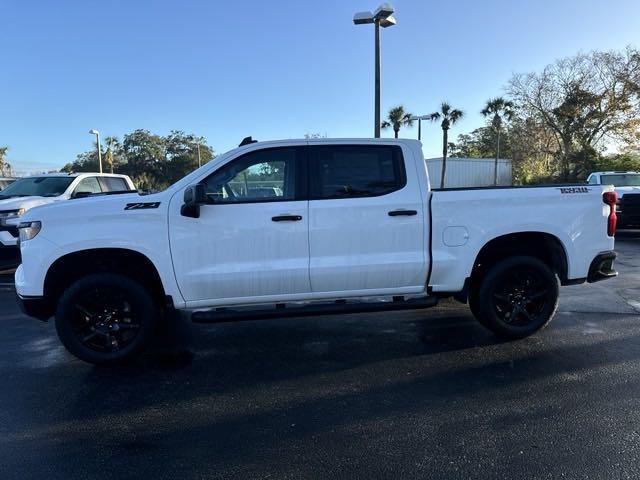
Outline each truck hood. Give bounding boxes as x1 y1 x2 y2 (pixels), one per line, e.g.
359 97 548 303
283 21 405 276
19 191 163 223
0 196 60 212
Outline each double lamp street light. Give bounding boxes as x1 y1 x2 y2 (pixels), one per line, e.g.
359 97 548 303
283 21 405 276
353 3 396 139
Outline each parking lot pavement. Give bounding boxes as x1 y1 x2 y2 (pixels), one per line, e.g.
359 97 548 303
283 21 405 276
0 235 639 479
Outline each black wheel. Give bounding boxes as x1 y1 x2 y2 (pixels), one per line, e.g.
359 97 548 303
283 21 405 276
55 273 158 365
471 256 559 339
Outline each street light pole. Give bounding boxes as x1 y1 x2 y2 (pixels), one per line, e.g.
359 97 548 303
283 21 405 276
410 115 429 141
196 142 202 168
374 19 381 138
354 4 396 139
89 129 103 174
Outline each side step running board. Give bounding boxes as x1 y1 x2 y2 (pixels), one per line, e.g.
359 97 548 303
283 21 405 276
191 296 439 324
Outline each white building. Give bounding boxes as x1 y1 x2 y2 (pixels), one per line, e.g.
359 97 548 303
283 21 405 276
426 157 512 188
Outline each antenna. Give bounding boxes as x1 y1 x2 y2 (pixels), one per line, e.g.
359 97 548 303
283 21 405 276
239 136 258 147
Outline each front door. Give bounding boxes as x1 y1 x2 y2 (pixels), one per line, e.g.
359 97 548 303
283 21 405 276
169 146 310 306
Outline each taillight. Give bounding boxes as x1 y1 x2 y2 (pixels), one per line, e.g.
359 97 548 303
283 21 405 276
603 191 617 236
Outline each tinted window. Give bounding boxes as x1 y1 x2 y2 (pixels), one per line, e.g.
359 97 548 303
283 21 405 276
601 174 640 187
202 148 298 203
310 145 405 199
100 177 129 192
0 177 74 198
74 177 102 195
587 176 598 185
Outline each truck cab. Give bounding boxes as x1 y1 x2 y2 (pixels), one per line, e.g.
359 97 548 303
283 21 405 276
587 171 640 229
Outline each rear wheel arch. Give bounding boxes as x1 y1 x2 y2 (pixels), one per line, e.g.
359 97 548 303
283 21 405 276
470 232 569 286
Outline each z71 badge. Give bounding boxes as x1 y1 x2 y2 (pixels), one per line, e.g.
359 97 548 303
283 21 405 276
558 187 590 194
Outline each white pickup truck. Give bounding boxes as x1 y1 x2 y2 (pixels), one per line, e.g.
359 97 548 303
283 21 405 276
0 173 135 269
15 139 618 365
587 171 640 229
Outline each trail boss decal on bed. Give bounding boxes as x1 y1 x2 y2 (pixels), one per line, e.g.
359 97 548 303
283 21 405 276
558 187 590 194
124 202 161 210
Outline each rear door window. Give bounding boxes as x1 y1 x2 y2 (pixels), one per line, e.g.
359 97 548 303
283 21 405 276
309 145 406 199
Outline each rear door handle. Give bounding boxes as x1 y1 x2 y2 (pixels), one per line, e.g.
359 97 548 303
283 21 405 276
388 210 418 216
272 215 302 222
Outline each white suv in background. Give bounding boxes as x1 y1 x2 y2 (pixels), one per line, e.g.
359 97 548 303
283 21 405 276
0 173 135 269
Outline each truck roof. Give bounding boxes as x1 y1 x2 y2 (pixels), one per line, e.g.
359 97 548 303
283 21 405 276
590 171 640 175
19 172 131 179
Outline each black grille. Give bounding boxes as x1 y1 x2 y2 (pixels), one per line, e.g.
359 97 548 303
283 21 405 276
0 225 18 238
621 193 640 207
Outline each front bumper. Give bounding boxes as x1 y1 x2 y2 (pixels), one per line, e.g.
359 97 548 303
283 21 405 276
16 293 52 321
587 251 617 283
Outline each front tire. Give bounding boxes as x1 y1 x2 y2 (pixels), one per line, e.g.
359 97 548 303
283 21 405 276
55 273 158 365
471 256 559 339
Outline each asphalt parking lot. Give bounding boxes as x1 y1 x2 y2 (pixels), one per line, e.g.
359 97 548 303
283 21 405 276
1 234 639 479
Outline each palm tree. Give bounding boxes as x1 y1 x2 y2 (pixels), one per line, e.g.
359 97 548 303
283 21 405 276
381 105 414 138
481 97 514 185
104 136 120 174
429 102 464 188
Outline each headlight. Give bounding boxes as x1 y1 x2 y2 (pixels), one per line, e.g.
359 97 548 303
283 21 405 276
18 221 41 242
0 208 25 224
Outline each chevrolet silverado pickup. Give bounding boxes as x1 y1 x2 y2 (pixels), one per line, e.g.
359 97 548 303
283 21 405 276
587 171 640 229
15 139 618 364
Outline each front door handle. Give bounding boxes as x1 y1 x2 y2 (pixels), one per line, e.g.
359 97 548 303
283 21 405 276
272 215 302 222
388 210 418 216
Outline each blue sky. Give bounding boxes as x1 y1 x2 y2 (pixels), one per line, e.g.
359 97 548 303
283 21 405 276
2 0 640 174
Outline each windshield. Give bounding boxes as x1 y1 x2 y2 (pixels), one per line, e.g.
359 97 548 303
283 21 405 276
601 174 640 187
0 176 75 198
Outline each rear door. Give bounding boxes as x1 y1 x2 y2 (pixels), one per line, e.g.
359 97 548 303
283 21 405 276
307 143 428 295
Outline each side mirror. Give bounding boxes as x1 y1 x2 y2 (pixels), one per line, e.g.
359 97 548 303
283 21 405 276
72 191 92 199
181 183 208 218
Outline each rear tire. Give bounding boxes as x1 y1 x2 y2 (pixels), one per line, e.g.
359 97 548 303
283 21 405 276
55 273 158 365
470 256 559 339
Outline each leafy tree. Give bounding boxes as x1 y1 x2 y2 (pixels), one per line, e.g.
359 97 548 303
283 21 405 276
164 130 213 185
595 151 640 172
450 127 513 159
62 129 214 191
381 105 414 138
508 47 640 181
481 97 515 184
429 102 464 188
120 129 166 184
0 146 11 176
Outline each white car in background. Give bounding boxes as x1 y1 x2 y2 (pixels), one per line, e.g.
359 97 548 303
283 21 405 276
587 171 640 229
0 172 135 269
